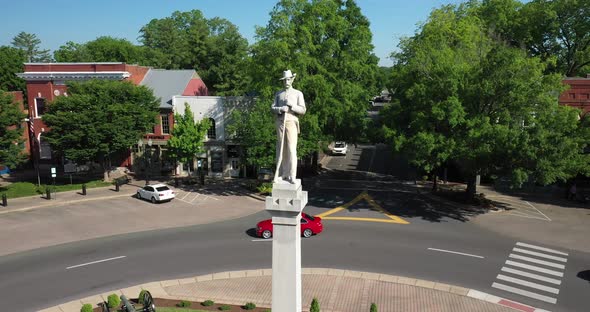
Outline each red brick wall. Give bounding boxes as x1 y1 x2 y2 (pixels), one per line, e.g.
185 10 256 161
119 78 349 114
182 78 209 96
560 77 590 115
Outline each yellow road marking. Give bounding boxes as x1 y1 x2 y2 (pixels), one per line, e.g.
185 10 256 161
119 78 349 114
316 191 409 224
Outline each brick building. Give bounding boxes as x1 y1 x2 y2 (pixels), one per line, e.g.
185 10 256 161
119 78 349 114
17 63 208 175
559 74 590 116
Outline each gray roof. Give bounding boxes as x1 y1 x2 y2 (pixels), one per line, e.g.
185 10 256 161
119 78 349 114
140 69 197 109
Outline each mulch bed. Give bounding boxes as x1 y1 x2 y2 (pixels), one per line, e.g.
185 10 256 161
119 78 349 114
155 298 270 311
92 298 270 312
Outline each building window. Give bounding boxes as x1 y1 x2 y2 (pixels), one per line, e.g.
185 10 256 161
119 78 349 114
161 114 170 134
35 98 46 117
211 151 223 173
207 118 216 140
39 135 52 159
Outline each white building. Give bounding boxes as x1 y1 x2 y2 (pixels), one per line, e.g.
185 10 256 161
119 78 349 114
172 96 255 178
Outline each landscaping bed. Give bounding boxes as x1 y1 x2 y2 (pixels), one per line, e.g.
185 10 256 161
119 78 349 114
92 298 269 312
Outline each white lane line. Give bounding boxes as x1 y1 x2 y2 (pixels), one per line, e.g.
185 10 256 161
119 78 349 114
525 201 551 221
181 192 191 200
427 248 484 259
496 274 560 294
512 248 567 262
508 254 565 269
492 282 557 304
501 267 561 285
251 239 272 242
516 242 568 256
66 256 126 270
505 260 563 277
505 213 550 221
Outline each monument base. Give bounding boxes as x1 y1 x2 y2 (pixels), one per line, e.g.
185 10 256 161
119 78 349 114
265 178 307 312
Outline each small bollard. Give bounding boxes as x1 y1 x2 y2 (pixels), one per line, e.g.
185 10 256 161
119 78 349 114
2 193 7 207
115 181 120 192
82 184 87 195
46 187 51 200
174 178 179 187
200 173 205 185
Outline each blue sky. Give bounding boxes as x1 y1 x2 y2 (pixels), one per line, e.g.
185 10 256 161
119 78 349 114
0 0 467 67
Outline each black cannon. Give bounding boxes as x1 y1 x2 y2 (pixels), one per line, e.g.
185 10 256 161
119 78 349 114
100 291 156 312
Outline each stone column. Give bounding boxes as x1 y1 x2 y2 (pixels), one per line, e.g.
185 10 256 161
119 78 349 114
265 179 308 312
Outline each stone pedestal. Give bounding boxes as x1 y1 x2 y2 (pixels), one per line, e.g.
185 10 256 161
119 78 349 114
265 179 308 312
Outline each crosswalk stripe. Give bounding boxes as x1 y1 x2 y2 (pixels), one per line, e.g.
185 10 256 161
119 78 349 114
501 267 561 285
505 260 564 277
496 274 560 294
492 282 557 304
516 242 568 256
509 254 565 269
513 248 568 262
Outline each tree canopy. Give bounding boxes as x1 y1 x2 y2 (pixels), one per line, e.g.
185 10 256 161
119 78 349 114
42 80 160 180
11 32 51 63
471 0 590 77
0 91 27 169
384 4 590 195
167 103 210 174
139 10 250 95
233 0 378 169
0 46 26 93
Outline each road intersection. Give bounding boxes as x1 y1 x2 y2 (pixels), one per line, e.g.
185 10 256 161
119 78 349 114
0 144 588 311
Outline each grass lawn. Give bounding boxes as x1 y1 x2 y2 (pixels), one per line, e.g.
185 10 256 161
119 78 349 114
0 180 112 198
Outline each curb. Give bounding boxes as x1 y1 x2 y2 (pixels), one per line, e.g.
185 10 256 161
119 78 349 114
40 268 550 312
0 193 135 215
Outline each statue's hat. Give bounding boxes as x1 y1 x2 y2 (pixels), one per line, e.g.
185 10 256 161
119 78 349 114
279 70 297 80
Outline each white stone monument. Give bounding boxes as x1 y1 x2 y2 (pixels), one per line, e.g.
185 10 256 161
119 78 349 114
265 69 308 312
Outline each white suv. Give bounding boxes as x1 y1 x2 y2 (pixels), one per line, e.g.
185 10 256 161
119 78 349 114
332 142 348 155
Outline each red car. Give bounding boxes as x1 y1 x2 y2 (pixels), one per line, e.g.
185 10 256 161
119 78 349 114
256 213 323 239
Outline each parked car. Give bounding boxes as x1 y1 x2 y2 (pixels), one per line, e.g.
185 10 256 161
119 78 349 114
136 184 175 203
256 213 323 239
332 141 348 155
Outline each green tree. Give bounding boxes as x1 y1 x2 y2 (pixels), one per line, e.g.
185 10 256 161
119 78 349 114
54 37 170 67
385 5 590 197
310 297 320 312
11 32 51 62
0 46 26 92
518 0 590 77
0 91 27 169
242 0 378 167
227 99 277 169
42 80 159 181
139 10 250 94
167 103 210 175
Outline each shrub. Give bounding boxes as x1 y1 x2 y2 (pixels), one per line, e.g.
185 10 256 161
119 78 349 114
202 300 215 306
107 294 120 308
138 289 148 305
219 305 231 310
310 297 320 312
370 302 378 312
243 302 257 310
80 303 93 312
257 182 273 195
177 300 191 307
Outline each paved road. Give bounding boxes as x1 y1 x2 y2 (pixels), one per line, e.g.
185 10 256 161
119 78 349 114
0 144 588 311
0 186 588 312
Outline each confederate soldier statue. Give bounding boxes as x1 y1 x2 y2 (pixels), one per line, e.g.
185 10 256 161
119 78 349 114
271 70 306 184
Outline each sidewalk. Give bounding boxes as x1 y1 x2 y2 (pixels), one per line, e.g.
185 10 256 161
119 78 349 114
0 178 266 256
40 268 547 312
